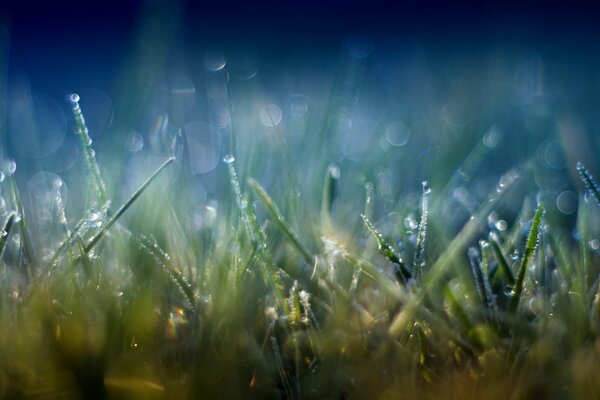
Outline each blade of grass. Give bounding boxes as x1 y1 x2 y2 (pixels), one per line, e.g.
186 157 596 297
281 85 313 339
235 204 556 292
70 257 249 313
413 181 430 281
577 162 600 206
68 93 107 205
0 213 17 262
508 203 544 313
84 157 175 253
321 164 339 221
248 178 313 265
489 231 515 286
360 213 411 283
9 176 35 279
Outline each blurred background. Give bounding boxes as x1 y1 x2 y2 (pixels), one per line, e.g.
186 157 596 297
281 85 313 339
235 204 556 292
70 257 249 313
1 0 600 245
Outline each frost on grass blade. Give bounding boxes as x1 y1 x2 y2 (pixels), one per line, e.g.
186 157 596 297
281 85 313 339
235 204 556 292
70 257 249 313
361 213 411 283
577 162 600 207
508 203 544 313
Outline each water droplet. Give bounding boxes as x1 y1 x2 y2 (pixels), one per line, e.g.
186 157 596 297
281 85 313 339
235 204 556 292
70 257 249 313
328 164 341 179
495 220 507 231
204 51 227 72
421 181 431 195
260 104 283 127
4 160 16 175
223 154 235 164
589 239 600 251
487 212 498 229
385 121 411 146
126 131 144 152
87 211 100 223
510 250 520 261
404 215 419 230
483 127 502 148
290 96 309 117
556 190 577 215
0 172 4 183
69 93 80 103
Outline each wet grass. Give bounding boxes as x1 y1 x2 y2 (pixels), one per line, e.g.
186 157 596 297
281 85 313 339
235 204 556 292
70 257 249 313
0 93 599 400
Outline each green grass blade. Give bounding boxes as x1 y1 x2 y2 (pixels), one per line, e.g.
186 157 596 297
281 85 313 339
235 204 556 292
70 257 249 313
508 203 544 313
84 157 175 253
363 182 374 222
9 177 35 279
0 213 17 261
577 162 600 206
360 213 411 282
489 232 515 286
248 178 313 264
413 181 430 281
68 93 107 205
75 235 93 279
321 164 339 221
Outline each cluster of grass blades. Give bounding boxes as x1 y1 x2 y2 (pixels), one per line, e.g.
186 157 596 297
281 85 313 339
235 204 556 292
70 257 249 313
1 93 600 399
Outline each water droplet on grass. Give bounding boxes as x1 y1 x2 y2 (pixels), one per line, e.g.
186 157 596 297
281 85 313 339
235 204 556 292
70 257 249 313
385 121 411 146
260 104 283 127
223 154 235 164
495 220 507 231
204 51 227 72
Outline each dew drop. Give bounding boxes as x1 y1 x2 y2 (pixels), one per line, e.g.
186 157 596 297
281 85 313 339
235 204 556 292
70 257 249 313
422 181 431 195
589 239 600 251
223 154 235 164
404 215 419 230
4 160 16 175
260 104 283 127
495 220 507 231
0 172 4 183
385 121 411 147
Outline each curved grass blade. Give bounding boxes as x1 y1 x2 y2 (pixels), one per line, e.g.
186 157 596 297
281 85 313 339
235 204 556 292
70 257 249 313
360 213 411 283
577 162 600 206
68 93 107 205
248 178 313 264
508 204 544 313
413 181 430 281
84 157 175 253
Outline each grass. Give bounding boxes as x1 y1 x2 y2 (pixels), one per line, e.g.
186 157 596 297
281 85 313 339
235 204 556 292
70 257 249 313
1 82 600 400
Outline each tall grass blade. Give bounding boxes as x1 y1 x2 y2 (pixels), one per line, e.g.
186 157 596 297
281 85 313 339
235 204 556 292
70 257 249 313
248 178 313 264
413 181 430 281
508 203 544 312
68 93 107 205
84 157 175 253
577 162 600 206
